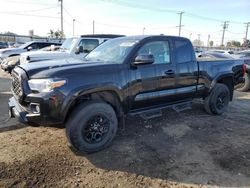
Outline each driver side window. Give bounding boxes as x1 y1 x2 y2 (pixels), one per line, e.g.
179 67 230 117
138 41 170 64
78 39 99 53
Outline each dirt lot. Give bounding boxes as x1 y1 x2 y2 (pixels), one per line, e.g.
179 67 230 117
0 70 250 188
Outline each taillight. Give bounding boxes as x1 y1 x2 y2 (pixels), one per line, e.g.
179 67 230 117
243 64 247 74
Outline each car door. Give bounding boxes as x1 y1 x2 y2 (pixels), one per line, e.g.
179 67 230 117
129 40 176 110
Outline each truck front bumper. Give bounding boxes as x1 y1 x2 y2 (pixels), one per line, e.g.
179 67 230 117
8 96 64 126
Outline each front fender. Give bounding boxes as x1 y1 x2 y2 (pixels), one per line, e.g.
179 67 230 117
60 84 124 121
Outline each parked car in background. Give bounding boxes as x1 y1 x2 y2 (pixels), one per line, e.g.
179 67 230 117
194 47 204 58
19 34 124 64
1 55 20 73
0 41 61 64
209 49 234 55
0 41 8 49
235 62 250 92
7 42 15 48
198 51 234 59
1 44 61 73
40 45 61 51
233 50 250 59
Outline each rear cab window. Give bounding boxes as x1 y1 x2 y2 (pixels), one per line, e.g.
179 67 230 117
174 38 195 63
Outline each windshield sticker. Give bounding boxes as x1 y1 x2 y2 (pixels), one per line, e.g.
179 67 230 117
120 42 137 47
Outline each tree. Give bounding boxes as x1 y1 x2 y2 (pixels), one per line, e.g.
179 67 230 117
48 29 54 38
226 42 232 47
47 29 64 39
192 39 204 46
231 40 241 47
242 39 250 48
209 40 214 47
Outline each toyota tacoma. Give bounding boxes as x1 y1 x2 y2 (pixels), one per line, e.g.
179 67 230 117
9 35 245 153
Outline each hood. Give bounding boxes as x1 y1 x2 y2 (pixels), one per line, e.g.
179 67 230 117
21 50 69 63
18 58 107 78
0 47 26 54
22 50 66 57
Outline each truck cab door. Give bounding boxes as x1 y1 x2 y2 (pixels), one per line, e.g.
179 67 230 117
128 40 176 110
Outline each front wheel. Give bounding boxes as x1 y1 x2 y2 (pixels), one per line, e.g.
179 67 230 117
204 83 230 115
66 101 118 153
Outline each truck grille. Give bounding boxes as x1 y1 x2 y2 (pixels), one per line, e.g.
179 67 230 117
11 71 23 98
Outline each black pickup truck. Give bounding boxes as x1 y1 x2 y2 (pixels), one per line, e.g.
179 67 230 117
9 35 245 153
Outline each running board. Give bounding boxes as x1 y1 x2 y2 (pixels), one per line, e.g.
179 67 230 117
172 101 192 112
129 101 192 121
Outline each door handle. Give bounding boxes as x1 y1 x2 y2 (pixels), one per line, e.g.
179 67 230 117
165 70 175 75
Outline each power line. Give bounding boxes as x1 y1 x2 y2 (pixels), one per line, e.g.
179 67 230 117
0 6 58 14
63 7 74 19
227 30 245 35
100 0 246 24
100 0 179 13
150 26 177 30
0 0 56 6
185 12 243 24
95 21 137 29
0 11 60 19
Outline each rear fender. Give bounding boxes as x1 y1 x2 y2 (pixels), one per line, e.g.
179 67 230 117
210 72 234 100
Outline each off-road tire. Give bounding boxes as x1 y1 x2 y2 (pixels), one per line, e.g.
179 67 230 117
204 83 230 115
66 101 118 153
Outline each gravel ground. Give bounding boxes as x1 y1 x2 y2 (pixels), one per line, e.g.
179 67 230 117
0 70 250 188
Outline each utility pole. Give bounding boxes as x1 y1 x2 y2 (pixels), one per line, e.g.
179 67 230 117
93 20 95 34
198 34 201 41
207 34 210 49
197 34 201 46
189 33 192 40
58 0 63 38
142 27 146 35
73 19 75 36
245 22 250 40
221 21 229 46
177 12 184 36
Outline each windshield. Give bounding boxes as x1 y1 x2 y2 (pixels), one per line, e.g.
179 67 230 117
60 38 77 51
19 42 33 49
85 38 138 64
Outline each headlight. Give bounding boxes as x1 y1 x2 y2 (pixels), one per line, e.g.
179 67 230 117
28 78 66 93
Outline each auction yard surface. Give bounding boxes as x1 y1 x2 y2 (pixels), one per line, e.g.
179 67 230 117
0 70 250 188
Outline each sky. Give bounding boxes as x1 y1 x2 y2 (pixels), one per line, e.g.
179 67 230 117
0 0 250 46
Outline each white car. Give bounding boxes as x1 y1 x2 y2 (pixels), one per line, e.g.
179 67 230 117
20 34 124 64
0 41 60 64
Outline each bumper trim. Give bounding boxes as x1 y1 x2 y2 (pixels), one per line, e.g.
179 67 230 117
8 96 28 123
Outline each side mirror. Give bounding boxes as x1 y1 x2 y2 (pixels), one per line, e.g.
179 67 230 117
133 54 154 65
75 46 84 54
27 46 32 51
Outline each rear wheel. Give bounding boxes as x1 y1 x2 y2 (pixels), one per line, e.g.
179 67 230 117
66 101 118 153
204 83 230 115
